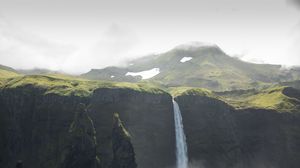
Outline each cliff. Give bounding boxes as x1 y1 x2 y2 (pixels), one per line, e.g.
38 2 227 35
0 75 176 168
174 87 300 168
111 113 136 168
61 104 99 168
89 87 175 168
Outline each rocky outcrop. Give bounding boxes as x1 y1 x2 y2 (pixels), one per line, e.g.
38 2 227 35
111 113 136 168
89 88 175 168
61 104 99 168
175 94 300 168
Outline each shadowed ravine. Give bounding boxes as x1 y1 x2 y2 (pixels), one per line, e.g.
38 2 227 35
173 99 189 168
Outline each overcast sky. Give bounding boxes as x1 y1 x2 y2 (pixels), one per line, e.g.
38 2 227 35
0 0 299 74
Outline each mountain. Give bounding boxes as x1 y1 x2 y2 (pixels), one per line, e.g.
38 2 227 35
82 43 300 91
0 64 18 73
17 68 60 75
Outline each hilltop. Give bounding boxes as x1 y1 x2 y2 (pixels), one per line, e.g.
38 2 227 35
0 64 21 86
82 43 300 91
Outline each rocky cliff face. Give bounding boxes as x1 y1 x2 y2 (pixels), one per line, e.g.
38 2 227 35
111 113 136 168
88 88 175 168
175 95 300 168
0 85 86 168
0 85 175 168
61 104 99 168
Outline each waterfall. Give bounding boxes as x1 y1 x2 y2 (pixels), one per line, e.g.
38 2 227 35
173 99 188 168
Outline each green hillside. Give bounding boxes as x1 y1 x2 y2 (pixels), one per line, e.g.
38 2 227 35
216 86 300 112
0 65 21 86
82 44 300 91
1 74 166 97
172 85 300 112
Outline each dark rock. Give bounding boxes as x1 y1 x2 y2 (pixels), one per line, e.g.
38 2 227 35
61 104 99 168
0 85 87 168
0 86 175 168
111 113 137 168
175 94 300 168
89 88 175 168
16 160 23 168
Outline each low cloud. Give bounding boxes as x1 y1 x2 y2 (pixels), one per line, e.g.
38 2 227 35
287 0 300 66
63 24 140 74
0 16 76 71
0 17 140 74
90 24 139 68
288 0 300 9
288 33 300 66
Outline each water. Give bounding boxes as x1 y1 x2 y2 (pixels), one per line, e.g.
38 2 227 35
173 99 188 168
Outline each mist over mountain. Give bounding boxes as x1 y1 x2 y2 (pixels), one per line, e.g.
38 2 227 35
82 43 300 91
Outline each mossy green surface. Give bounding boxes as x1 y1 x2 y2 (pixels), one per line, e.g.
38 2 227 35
0 69 20 78
1 74 166 97
113 113 131 139
0 69 22 86
217 86 300 112
173 85 300 112
1 71 298 112
169 87 214 97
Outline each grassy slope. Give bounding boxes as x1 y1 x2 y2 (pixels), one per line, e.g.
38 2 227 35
0 69 20 79
1 74 166 97
169 87 214 98
221 86 300 112
0 66 22 86
172 86 300 112
153 47 284 90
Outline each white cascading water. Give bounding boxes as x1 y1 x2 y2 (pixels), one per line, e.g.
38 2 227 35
173 99 189 168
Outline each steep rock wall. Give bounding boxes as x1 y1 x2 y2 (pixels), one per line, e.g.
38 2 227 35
89 88 175 168
0 85 86 168
61 104 99 168
0 86 175 168
175 95 300 168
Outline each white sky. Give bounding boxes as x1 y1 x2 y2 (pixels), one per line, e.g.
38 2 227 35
0 0 299 74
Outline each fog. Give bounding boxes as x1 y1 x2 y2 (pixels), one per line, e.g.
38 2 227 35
0 0 299 74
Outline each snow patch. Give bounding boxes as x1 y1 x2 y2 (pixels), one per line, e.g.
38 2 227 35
126 68 160 79
110 75 115 78
180 57 193 63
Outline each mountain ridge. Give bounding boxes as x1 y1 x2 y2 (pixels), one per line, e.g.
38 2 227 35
81 43 300 91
